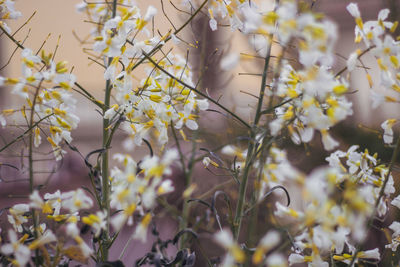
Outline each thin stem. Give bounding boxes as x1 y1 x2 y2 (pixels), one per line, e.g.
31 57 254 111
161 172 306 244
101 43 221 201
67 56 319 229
127 0 209 73
232 34 273 241
232 0 279 241
232 140 255 239
142 52 250 129
335 45 375 77
254 36 273 126
119 234 134 260
0 24 24 49
0 114 52 153
29 81 43 264
74 82 104 109
170 122 186 173
179 128 198 248
100 0 118 261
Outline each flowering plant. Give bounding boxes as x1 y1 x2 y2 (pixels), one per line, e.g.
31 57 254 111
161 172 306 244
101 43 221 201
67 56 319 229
0 0 400 266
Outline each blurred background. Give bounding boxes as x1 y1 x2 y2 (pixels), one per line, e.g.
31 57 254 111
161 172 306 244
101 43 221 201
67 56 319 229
1 0 400 265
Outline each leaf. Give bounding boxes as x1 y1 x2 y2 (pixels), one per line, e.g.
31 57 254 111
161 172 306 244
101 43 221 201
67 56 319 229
63 246 88 264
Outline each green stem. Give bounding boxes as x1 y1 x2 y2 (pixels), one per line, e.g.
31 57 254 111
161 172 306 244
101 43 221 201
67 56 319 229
179 129 198 248
254 37 273 126
232 36 274 240
100 74 111 262
100 1 118 261
29 82 43 264
170 122 186 173
232 140 255 239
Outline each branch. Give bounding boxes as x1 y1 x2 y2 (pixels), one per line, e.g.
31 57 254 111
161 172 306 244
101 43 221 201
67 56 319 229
142 52 251 129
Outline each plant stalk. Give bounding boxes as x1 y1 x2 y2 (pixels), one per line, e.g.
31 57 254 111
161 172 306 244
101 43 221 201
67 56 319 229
233 36 273 240
100 0 117 261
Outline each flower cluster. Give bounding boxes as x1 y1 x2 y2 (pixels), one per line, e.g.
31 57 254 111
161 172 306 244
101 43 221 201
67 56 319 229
0 48 79 160
3 1 400 266
219 142 302 201
112 54 209 147
270 62 353 150
206 0 251 31
77 1 209 147
215 229 287 267
109 150 176 241
2 188 97 265
214 229 246 267
275 145 396 266
241 0 352 150
346 3 400 144
0 0 21 33
256 146 303 200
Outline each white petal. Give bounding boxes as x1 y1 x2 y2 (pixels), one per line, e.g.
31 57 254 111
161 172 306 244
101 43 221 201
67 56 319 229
220 53 239 71
346 3 361 18
209 19 218 31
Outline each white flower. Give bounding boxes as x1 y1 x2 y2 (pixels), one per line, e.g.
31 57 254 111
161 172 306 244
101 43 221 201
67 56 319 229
66 222 93 258
381 119 396 144
358 248 380 261
252 231 281 264
133 213 152 242
28 230 57 250
34 127 41 147
389 221 400 237
29 190 54 214
346 3 361 18
1 230 31 266
265 253 287 267
321 130 339 151
0 114 6 127
82 211 107 237
209 18 218 31
387 222 400 251
289 253 328 267
202 156 211 167
215 229 245 265
347 51 359 71
104 104 120 119
8 204 29 232
44 190 62 215
391 195 400 209
157 179 174 195
220 53 239 71
61 189 93 213
75 2 87 12
274 202 303 219
144 6 157 21
259 231 280 250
